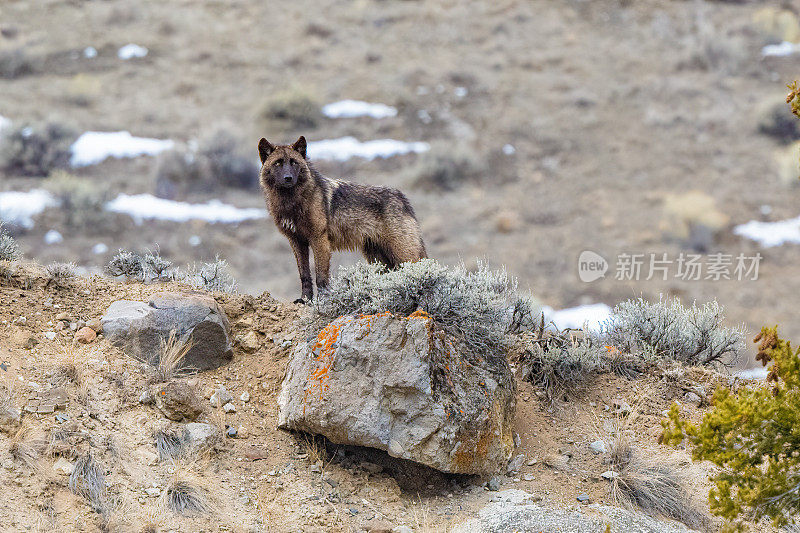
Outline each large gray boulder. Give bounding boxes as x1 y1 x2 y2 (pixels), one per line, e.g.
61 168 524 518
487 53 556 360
453 490 699 533
277 313 515 474
102 292 233 371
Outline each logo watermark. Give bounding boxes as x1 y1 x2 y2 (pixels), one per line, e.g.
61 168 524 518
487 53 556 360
578 251 762 282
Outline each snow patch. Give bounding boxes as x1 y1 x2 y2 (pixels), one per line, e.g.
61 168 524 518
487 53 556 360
308 136 429 161
542 303 612 333
0 115 11 132
70 131 174 167
735 367 769 380
0 190 59 229
44 230 63 245
105 194 266 224
92 243 108 255
733 216 800 247
83 46 97 59
118 44 148 59
762 41 800 57
322 100 397 119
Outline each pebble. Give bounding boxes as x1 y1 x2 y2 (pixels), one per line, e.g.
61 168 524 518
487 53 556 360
226 426 238 438
526 458 538 466
601 470 618 480
240 391 250 403
145 487 160 497
309 464 322 473
53 457 74 476
576 493 591 503
210 386 233 408
589 440 607 454
485 477 500 491
684 392 702 404
14 316 26 326
74 327 97 344
44 331 56 341
223 402 236 413
523 474 535 481
86 318 103 333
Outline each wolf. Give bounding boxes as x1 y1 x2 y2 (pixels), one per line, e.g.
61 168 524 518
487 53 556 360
258 136 427 303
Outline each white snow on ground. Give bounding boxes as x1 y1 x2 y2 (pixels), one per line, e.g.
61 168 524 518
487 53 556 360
44 230 63 245
542 303 612 333
733 216 800 247
118 44 148 59
735 366 769 380
0 115 11 132
83 46 97 59
70 131 175 167
307 136 429 161
92 243 108 255
0 190 59 229
105 194 266 224
762 41 800 57
322 100 398 119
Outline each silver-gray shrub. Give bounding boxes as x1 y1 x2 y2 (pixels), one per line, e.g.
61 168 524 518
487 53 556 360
602 297 743 367
0 225 19 261
106 249 144 280
0 122 76 176
189 256 236 293
308 259 540 362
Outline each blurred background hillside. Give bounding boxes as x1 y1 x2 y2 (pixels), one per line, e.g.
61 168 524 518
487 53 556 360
1 0 800 368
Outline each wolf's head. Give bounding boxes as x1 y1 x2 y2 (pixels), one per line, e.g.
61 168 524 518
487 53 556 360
258 136 311 192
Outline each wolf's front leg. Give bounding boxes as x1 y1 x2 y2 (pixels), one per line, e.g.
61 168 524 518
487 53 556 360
311 238 332 296
288 236 313 303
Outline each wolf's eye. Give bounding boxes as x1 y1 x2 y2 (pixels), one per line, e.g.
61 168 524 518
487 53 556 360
273 159 283 167
290 159 298 166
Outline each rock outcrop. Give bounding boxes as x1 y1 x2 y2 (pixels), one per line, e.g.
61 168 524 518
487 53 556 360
102 292 233 371
278 312 515 474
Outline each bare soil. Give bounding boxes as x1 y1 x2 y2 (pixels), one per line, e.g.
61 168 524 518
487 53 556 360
0 265 771 532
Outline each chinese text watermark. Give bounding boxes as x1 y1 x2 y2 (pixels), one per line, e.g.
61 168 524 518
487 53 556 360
578 251 762 282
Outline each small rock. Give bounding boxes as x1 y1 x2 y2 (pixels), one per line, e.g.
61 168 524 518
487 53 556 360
183 423 219 451
156 382 203 422
513 433 521 447
240 391 250 403
139 389 154 405
0 404 21 433
226 426 238 438
223 402 236 413
243 445 268 461
392 527 413 533
145 487 160 497
613 399 632 415
55 312 70 322
86 318 103 333
44 331 56 341
589 440 607 455
74 327 97 344
210 386 233 408
485 477 500 491
14 316 26 326
601 470 617 480
523 473 535 481
239 331 260 352
576 493 591 503
55 414 69 423
309 464 322 473
684 392 702 404
526 458 537 466
53 457 74 476
69 322 77 332
506 454 525 474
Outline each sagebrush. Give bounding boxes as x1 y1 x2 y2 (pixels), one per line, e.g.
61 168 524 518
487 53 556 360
46 171 112 230
406 143 487 191
189 257 236 293
308 259 539 364
602 297 743 366
0 224 19 262
0 121 76 176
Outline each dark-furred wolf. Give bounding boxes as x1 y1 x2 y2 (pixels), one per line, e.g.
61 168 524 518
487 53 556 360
258 136 427 302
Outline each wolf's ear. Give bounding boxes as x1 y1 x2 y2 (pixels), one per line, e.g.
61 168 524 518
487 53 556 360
258 138 274 163
292 136 307 159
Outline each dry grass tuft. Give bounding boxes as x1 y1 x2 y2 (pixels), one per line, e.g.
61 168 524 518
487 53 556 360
163 470 212 516
602 405 706 529
9 423 49 474
45 262 77 288
150 331 193 383
154 428 185 462
69 453 108 514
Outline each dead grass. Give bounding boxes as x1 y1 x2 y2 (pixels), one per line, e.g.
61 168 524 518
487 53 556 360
150 331 193 383
162 469 213 516
9 423 49 475
44 262 76 288
154 428 185 462
600 404 707 529
69 452 109 515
